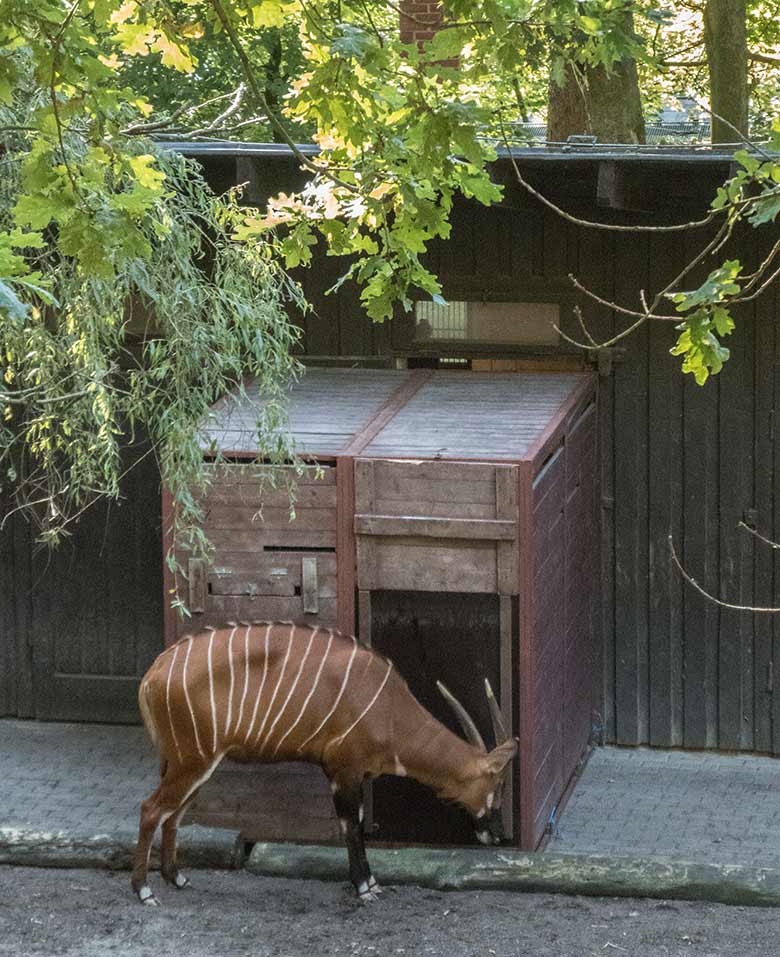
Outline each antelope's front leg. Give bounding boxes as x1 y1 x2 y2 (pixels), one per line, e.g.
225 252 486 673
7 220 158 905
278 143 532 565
331 778 380 903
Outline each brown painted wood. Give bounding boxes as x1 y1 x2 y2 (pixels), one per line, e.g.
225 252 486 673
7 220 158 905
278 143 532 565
354 515 517 541
336 455 356 638
187 761 340 843
516 460 535 849
188 559 207 614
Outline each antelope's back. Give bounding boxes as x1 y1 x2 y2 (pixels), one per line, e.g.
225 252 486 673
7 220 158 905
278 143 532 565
140 622 394 768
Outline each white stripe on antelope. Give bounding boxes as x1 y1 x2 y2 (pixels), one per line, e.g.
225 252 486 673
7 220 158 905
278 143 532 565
132 622 517 906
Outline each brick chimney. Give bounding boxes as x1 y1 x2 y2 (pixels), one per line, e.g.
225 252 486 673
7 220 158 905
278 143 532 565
399 0 457 66
399 0 444 46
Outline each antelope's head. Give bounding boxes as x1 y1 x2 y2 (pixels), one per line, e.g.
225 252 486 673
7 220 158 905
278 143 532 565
437 679 518 846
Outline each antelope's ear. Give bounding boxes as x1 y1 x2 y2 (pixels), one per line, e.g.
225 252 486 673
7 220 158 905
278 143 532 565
485 738 518 776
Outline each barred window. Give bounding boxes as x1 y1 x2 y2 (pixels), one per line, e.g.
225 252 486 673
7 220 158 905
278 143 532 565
414 301 560 346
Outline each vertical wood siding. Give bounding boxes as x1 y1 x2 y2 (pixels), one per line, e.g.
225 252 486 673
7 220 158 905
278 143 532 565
287 181 779 755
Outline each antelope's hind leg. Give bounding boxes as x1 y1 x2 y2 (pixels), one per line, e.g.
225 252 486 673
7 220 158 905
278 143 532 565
331 776 380 903
132 762 213 906
160 787 202 891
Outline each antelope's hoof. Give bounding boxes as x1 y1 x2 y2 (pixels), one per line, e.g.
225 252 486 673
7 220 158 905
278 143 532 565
357 880 380 904
368 877 383 895
137 886 160 907
164 872 190 890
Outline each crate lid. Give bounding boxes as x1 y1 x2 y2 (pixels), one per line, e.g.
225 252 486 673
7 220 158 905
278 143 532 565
361 371 590 461
202 367 408 457
204 367 591 462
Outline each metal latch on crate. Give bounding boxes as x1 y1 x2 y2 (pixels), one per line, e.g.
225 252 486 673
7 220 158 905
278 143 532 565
302 557 319 614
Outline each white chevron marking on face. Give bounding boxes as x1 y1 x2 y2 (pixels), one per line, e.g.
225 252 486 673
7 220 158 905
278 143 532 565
207 630 218 754
224 624 239 737
296 636 359 751
243 624 271 746
252 623 296 749
284 629 335 756
266 627 319 757
165 644 183 763
182 637 205 759
235 624 252 738
325 659 393 756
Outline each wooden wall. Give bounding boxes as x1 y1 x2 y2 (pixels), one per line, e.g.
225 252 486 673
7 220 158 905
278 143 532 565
3 148 778 755
270 153 780 755
0 446 164 723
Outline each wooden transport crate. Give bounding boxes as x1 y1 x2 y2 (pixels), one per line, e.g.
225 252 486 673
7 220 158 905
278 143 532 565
162 367 598 850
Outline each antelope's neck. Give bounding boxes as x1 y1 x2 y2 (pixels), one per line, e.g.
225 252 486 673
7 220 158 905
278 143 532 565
389 701 482 800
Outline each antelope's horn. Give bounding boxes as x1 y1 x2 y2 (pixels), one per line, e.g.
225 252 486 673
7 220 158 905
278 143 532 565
437 681 486 752
484 678 509 745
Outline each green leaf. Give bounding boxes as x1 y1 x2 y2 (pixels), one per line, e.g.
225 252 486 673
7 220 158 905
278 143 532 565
0 279 30 323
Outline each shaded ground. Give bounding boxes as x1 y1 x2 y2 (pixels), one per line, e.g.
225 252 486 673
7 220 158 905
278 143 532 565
1 867 779 957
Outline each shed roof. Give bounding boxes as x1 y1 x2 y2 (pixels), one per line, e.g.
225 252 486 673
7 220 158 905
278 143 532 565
205 367 592 463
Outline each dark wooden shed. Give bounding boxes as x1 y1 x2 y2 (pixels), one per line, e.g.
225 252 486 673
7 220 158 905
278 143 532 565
165 366 597 850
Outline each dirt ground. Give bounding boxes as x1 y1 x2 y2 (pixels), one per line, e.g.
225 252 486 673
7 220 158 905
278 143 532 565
1 866 779 957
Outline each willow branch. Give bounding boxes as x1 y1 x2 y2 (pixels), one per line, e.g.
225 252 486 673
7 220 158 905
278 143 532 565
669 535 780 613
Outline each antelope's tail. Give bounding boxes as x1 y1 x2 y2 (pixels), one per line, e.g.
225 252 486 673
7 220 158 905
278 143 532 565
138 677 160 751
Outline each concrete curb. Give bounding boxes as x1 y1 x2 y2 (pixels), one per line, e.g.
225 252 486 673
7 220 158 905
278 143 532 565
247 843 780 908
0 825 243 872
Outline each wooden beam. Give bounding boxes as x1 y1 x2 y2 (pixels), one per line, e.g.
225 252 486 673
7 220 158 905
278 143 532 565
354 515 517 541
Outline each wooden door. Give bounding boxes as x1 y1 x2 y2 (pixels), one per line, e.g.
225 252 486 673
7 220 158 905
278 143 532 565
29 449 164 723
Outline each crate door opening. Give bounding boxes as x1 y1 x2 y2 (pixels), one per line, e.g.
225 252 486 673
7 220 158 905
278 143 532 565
369 590 512 845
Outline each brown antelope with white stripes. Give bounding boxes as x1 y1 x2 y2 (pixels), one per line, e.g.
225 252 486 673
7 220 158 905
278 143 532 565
133 620 517 905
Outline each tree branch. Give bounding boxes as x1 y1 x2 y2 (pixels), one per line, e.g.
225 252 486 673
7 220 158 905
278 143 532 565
738 520 780 551
669 534 780 613
207 0 359 193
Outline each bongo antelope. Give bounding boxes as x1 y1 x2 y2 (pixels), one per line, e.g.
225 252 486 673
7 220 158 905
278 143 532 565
132 621 517 906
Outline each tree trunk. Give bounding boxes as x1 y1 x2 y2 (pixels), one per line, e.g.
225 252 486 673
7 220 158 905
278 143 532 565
547 15 645 145
704 0 748 143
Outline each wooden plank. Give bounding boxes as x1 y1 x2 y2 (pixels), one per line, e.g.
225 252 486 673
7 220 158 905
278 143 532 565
499 594 514 838
753 237 775 754
205 528 337 550
496 466 519 595
357 539 498 593
647 231 684 747
517 461 535 850
203 505 338 532
202 595 337 624
209 464 336 486
188 559 207 614
341 370 432 456
301 557 319 614
717 288 755 751
681 234 720 748
0 510 16 715
612 232 650 746
207 483 338 509
188 761 340 843
336 455 356 638
575 226 616 744
354 515 517 541
772 276 780 755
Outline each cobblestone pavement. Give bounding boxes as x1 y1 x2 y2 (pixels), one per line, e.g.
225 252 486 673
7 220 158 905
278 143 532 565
550 746 780 867
3 718 780 868
0 720 156 835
